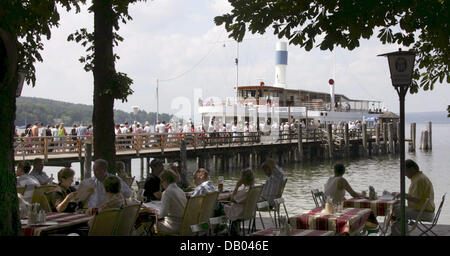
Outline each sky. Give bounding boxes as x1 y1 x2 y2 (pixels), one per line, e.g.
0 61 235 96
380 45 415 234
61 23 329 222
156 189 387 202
20 0 450 121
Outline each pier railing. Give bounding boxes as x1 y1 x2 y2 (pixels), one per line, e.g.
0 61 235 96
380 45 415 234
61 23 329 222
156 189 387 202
13 127 379 160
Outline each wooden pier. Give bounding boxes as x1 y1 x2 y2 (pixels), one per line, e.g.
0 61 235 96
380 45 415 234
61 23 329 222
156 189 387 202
13 123 409 179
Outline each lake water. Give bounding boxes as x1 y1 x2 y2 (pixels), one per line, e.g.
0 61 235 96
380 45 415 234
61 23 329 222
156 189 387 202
42 123 450 224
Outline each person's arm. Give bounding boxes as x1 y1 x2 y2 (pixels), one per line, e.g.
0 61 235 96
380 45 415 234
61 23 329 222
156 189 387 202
158 190 169 217
56 192 77 212
340 178 362 198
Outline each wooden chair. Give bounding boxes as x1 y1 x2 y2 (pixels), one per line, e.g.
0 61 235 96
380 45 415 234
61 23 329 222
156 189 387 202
198 191 219 224
407 198 430 236
113 202 142 236
417 194 445 236
235 184 264 236
257 178 288 228
158 195 204 236
88 208 122 236
31 185 57 212
311 189 326 208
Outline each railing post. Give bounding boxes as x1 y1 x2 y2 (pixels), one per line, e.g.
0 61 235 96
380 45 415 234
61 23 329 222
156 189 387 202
44 137 48 162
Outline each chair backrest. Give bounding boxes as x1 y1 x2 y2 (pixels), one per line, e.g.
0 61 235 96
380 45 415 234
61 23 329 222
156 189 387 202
311 189 325 208
408 198 430 235
279 178 288 197
242 185 264 221
89 208 122 236
431 193 446 225
17 185 27 195
31 185 57 212
198 191 219 223
178 195 205 236
113 202 142 236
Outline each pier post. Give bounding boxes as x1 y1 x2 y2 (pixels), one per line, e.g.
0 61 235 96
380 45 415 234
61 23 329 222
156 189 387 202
409 123 416 152
327 124 333 160
382 123 388 154
180 139 187 173
420 130 429 150
388 123 394 154
84 141 92 179
297 126 303 161
427 121 432 151
344 123 349 158
80 159 85 181
375 123 380 155
362 123 368 156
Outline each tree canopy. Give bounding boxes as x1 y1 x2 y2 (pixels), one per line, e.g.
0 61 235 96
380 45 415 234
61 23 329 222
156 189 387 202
214 0 449 94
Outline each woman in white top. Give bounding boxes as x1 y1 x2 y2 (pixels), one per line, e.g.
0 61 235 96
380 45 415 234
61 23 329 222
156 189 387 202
157 169 187 234
324 163 364 204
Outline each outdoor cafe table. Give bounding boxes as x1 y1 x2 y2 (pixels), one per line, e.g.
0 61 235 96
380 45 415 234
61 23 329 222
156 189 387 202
343 198 399 217
249 227 335 236
21 212 92 236
289 207 378 236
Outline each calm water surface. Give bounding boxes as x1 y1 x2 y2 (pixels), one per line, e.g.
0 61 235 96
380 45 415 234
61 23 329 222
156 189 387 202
44 123 450 224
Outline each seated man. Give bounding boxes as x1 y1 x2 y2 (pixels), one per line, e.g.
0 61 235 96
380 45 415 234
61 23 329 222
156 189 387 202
143 158 164 201
391 159 435 236
324 163 364 204
16 161 40 203
29 158 53 185
81 159 131 209
191 168 216 197
260 158 285 207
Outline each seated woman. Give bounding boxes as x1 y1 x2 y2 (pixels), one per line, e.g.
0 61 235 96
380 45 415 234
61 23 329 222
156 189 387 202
223 168 255 235
87 176 127 227
155 169 187 234
324 163 364 204
50 168 81 213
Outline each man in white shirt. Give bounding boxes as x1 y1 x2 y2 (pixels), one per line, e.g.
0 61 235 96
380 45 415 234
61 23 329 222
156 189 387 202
82 159 131 209
144 121 152 133
191 168 216 197
16 161 40 202
29 158 53 185
260 158 285 207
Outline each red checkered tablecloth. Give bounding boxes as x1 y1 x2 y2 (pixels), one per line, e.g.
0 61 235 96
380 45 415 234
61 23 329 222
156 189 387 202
289 207 377 235
343 198 399 216
21 212 92 236
249 228 335 236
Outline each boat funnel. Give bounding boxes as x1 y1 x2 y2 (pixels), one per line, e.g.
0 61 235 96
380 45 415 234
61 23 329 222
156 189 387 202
274 41 288 88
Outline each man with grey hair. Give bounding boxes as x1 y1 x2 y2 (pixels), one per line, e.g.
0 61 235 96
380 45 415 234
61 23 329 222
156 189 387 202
81 159 132 209
260 158 285 207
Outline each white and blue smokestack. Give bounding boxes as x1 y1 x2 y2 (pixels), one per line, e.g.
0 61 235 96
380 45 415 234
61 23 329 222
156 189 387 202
275 41 288 88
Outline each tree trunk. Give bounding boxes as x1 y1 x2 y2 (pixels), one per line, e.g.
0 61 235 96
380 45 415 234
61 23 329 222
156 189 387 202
93 0 116 173
0 29 21 235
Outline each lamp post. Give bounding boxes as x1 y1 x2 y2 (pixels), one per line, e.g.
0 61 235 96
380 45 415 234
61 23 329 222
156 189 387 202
378 48 416 236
